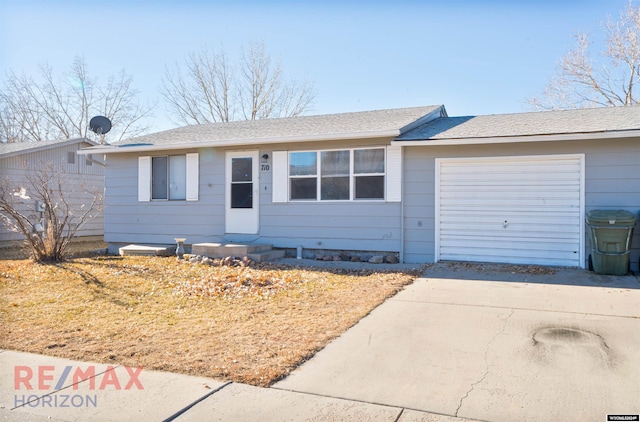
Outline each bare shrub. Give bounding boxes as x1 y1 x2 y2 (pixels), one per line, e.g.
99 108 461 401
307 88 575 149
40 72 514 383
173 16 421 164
0 164 102 262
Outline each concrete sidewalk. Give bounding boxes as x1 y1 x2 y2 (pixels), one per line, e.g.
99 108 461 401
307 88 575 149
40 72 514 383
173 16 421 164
2 264 639 421
0 349 470 421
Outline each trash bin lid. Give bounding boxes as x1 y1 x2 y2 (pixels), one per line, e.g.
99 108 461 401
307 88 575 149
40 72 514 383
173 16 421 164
586 210 636 225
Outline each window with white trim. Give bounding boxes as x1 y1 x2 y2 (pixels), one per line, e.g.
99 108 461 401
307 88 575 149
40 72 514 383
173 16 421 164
138 153 199 202
152 155 186 200
288 148 386 201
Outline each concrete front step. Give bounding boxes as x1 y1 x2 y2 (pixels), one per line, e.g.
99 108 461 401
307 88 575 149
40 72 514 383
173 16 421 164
119 244 176 257
247 249 286 262
191 243 277 260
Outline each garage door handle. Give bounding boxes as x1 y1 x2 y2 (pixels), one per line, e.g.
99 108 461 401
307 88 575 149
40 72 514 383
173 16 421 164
503 220 509 229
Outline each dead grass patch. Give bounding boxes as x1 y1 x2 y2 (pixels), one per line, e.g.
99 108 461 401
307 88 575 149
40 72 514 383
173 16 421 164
0 250 421 386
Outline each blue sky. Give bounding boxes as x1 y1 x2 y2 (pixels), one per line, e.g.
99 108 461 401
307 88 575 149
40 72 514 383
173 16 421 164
0 0 631 132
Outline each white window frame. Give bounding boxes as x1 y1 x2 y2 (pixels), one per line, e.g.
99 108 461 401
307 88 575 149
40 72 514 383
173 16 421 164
138 153 199 202
287 147 386 202
151 155 185 201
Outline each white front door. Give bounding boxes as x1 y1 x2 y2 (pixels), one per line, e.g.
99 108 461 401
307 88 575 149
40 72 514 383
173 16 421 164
225 151 259 234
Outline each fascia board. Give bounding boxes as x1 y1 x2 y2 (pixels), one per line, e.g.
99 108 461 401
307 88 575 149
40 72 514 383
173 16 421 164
392 129 640 146
78 129 401 155
1 138 95 159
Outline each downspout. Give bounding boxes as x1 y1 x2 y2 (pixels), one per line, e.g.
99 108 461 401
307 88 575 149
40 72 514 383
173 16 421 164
399 145 405 263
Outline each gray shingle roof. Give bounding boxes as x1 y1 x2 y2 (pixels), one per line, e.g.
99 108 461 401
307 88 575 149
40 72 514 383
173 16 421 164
112 105 444 148
397 106 640 140
0 138 95 158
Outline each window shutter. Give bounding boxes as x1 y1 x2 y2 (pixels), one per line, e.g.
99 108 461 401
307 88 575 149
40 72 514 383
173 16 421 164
138 156 151 202
186 152 199 201
386 145 402 202
272 151 288 203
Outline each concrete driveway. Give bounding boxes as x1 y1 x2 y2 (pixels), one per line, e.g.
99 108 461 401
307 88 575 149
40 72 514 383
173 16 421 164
274 263 640 421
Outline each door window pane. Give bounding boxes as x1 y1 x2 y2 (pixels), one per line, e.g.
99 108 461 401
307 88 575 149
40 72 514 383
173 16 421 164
232 158 252 182
290 152 317 176
169 155 186 200
231 183 253 208
231 156 253 208
152 157 168 200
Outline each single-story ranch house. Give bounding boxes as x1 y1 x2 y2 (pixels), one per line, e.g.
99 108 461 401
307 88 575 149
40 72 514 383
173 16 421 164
82 105 640 270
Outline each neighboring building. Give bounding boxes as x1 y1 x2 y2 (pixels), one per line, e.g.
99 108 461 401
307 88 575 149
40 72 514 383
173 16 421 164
0 138 104 243
82 105 640 270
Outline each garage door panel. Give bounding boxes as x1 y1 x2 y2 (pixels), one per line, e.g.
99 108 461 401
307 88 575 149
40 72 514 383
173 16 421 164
440 165 581 176
441 238 580 252
441 181 580 188
441 234 580 245
441 175 579 185
444 247 579 260
441 188 580 197
441 207 581 216
441 194 580 202
437 155 584 267
440 216 581 227
441 213 576 228
440 199 580 208
440 226 581 237
440 161 581 173
441 252 577 266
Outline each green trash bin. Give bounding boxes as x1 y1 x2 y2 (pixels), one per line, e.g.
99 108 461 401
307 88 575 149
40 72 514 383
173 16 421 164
586 210 636 275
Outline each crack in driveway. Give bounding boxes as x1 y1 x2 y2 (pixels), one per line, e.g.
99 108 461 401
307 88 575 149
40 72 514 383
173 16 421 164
455 309 514 417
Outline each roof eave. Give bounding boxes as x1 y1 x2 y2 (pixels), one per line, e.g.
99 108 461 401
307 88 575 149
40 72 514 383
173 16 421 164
0 137 96 159
392 129 640 146
79 129 401 155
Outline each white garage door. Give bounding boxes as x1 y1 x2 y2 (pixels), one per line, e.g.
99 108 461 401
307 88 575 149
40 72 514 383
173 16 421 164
436 155 584 267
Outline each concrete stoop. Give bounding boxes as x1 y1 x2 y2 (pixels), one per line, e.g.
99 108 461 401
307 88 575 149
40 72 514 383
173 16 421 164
192 242 285 262
119 244 176 257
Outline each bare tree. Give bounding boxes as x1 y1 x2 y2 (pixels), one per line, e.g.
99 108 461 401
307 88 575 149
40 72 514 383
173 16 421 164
0 165 102 262
530 2 640 110
0 56 152 143
162 41 316 124
162 48 235 124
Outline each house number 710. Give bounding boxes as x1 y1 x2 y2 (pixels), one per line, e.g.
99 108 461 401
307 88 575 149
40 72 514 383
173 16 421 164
261 164 270 171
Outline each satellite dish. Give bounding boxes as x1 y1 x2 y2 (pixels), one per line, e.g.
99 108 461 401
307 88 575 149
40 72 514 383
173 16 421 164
90 116 112 135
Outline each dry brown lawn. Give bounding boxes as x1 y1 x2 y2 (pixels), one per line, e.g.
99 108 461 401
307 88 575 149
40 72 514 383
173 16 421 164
0 242 421 386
